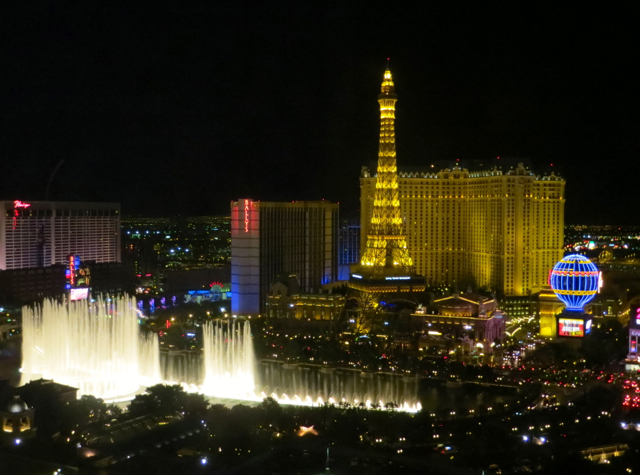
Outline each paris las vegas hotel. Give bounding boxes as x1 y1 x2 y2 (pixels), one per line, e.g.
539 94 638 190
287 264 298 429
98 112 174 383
359 113 564 300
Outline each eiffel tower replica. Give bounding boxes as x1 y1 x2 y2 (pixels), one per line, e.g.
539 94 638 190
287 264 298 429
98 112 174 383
350 64 425 294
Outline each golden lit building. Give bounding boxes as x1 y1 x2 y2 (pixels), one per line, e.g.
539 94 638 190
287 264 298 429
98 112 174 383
360 161 565 296
537 284 564 337
412 291 506 353
266 279 345 321
350 65 424 294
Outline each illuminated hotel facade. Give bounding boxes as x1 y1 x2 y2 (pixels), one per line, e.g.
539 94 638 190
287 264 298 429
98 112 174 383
0 201 121 271
230 199 339 315
349 66 424 294
360 161 565 296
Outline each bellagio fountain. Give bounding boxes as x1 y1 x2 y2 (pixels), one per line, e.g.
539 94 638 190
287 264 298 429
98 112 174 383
21 295 420 411
20 295 161 399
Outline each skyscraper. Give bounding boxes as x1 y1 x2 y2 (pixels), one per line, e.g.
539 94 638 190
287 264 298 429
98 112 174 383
350 66 424 294
338 215 360 265
0 200 121 271
360 160 565 296
230 199 339 315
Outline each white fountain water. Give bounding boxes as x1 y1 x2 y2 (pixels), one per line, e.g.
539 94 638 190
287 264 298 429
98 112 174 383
201 320 256 398
21 295 160 399
21 296 419 411
139 330 162 387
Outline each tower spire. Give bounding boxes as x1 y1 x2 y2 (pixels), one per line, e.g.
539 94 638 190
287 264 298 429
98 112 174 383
359 65 414 275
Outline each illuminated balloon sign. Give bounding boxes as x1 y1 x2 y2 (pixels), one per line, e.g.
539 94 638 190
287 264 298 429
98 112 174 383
549 254 599 311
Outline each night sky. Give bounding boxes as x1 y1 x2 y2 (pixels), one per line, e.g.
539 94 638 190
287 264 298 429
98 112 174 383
2 3 637 223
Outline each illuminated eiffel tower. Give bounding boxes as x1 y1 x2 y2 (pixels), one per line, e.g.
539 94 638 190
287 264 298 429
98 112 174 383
361 65 414 274
351 64 423 293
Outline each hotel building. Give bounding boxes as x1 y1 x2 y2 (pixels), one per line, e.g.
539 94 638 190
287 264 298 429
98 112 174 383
230 199 339 315
360 160 565 296
0 201 121 271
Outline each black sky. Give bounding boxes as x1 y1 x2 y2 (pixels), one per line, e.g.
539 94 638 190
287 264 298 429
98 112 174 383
1 3 638 223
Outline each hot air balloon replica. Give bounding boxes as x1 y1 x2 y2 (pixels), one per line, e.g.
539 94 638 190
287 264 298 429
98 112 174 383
549 254 600 338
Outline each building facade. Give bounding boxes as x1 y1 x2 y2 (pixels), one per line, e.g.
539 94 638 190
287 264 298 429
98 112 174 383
230 199 339 315
338 215 360 266
266 277 345 321
360 161 565 296
415 291 506 352
0 201 121 270
0 262 134 305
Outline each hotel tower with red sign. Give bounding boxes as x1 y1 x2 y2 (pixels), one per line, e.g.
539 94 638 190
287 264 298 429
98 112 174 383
0 201 120 270
230 199 339 315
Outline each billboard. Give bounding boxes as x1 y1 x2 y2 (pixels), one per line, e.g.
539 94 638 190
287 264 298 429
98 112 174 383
69 288 89 301
558 318 592 337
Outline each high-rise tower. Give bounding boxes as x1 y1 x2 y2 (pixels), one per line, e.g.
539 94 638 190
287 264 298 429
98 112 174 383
351 66 424 294
360 66 414 275
231 199 339 315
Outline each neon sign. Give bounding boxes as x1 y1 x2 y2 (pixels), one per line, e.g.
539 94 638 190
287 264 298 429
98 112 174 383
68 255 76 286
549 254 599 311
244 200 250 233
210 281 223 288
12 200 31 230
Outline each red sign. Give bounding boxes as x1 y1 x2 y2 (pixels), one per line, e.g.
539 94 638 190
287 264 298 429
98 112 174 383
12 200 31 230
244 200 250 233
68 255 76 286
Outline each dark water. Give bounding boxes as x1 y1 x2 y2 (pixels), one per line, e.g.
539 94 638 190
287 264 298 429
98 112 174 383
160 353 518 411
418 379 517 413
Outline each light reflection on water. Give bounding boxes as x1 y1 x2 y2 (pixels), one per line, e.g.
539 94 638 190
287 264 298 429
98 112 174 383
160 354 517 412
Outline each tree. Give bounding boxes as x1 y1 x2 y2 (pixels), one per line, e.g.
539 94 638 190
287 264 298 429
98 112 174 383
60 395 108 432
348 290 380 335
126 383 195 418
184 393 209 416
105 403 122 419
259 396 281 413
146 383 187 412
128 393 159 418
